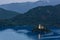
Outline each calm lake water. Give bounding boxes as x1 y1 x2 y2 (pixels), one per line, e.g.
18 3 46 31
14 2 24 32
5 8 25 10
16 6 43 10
0 26 60 40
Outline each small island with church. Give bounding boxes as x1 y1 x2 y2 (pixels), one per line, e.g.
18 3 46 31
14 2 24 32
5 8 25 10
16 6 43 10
32 24 51 39
32 24 51 34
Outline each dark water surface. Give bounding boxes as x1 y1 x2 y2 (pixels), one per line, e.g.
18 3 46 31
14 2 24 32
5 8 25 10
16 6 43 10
0 25 60 40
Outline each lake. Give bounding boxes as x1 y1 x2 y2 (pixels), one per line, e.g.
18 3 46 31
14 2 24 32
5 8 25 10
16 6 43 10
0 25 60 40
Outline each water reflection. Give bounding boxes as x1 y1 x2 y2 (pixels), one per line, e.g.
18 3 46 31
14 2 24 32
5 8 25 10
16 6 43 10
0 29 35 40
0 26 60 40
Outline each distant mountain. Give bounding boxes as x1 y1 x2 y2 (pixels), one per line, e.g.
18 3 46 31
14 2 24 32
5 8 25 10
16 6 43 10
0 0 60 13
11 4 60 26
0 8 19 19
0 4 60 26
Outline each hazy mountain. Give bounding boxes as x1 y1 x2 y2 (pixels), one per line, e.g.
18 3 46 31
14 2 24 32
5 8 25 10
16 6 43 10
11 4 60 26
0 8 19 19
0 0 60 13
0 4 60 26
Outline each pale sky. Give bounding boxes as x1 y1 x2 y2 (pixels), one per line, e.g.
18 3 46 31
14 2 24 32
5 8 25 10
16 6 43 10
0 0 60 5
0 0 39 5
0 0 51 5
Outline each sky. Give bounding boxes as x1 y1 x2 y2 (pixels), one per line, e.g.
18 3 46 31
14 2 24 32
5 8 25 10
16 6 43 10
0 0 50 5
0 0 60 5
0 0 39 5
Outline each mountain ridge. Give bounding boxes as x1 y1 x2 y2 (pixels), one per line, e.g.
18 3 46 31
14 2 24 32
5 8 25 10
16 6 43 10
9 4 60 26
0 4 60 26
0 8 19 19
0 0 60 13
